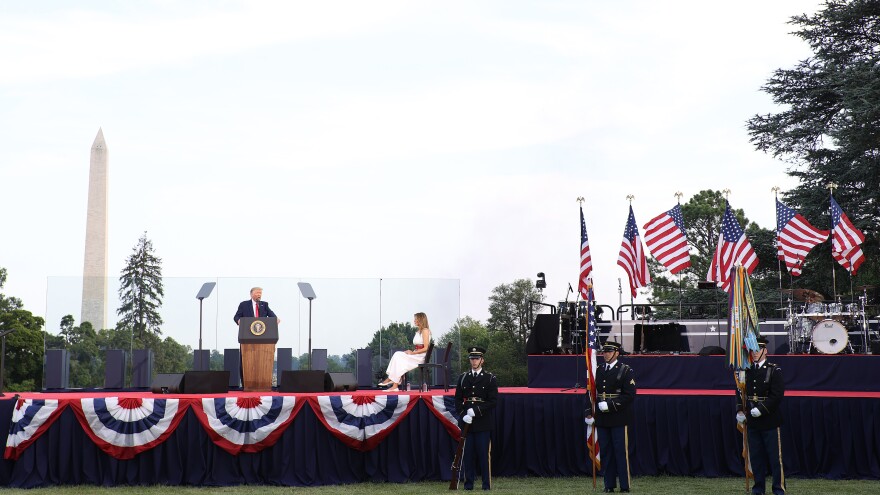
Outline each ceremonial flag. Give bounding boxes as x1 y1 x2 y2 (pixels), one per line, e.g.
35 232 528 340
707 202 758 293
775 199 829 276
643 204 691 274
830 196 865 274
578 206 593 300
585 287 600 469
617 206 650 298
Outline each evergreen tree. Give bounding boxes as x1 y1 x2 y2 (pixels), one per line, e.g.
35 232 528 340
117 232 164 340
747 0 880 292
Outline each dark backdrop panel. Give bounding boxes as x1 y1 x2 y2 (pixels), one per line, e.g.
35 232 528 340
528 354 880 391
1 393 878 487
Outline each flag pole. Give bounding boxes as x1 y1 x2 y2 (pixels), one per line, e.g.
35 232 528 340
827 182 838 299
772 187 783 310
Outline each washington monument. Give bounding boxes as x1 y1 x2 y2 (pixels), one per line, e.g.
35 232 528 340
80 128 109 329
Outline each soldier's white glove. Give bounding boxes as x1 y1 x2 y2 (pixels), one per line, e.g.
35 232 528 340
466 408 475 418
463 414 473 424
750 407 761 418
736 412 746 424
584 416 595 426
598 401 609 412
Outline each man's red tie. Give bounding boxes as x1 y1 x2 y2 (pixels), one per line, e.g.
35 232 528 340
255 302 259 318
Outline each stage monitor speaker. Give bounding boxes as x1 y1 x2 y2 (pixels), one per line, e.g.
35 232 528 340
279 370 325 392
182 371 230 394
527 314 560 354
325 372 358 392
698 345 726 356
151 373 184 394
104 349 126 389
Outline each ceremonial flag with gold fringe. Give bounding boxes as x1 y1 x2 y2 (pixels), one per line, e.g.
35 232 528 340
728 265 761 489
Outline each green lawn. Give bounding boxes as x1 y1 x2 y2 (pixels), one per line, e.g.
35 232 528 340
0 476 876 494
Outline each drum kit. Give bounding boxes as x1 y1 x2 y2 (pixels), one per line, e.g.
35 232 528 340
558 300 588 354
781 286 874 354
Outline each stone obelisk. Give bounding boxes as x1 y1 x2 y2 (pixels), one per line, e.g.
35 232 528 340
80 128 109 329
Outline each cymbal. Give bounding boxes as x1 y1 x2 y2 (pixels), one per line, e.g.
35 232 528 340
855 284 876 291
790 288 825 302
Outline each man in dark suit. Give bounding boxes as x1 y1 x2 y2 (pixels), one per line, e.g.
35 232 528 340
736 337 786 495
454 346 498 490
233 287 279 325
585 340 636 493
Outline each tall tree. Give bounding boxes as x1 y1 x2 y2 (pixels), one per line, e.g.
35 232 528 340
747 0 879 290
117 232 164 340
0 267 45 391
487 278 542 354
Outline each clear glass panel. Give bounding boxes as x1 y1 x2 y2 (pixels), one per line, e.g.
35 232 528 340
44 276 460 388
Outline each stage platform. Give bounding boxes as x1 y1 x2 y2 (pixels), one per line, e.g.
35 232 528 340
2 382 879 487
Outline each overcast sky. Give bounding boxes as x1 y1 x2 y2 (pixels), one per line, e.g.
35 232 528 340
0 1 822 355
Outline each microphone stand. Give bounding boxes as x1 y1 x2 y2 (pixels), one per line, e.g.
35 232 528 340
562 284 582 392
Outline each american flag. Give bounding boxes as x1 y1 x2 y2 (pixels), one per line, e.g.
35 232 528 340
775 199 828 276
830 196 865 274
578 206 593 300
584 286 600 469
617 206 650 298
643 204 691 275
707 202 759 293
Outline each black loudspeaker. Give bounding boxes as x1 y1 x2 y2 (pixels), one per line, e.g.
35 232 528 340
635 323 683 352
182 371 230 394
356 349 372 388
45 349 70 389
104 349 126 389
699 345 726 356
527 314 560 354
311 349 328 372
132 349 153 388
871 341 880 355
277 348 293 374
325 372 358 392
223 348 241 388
151 373 184 394
279 370 325 392
192 349 210 371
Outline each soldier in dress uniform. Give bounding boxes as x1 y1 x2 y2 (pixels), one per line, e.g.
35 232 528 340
736 337 786 495
585 340 636 493
454 346 498 490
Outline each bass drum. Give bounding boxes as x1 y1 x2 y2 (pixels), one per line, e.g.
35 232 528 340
811 319 849 354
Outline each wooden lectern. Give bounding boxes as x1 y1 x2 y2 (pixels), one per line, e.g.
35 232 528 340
238 317 279 391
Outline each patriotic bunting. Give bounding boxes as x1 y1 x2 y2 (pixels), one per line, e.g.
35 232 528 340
195 396 302 455
424 395 462 440
4 398 65 460
311 394 417 451
70 397 189 460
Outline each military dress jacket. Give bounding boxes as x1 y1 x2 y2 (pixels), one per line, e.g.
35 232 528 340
454 370 498 432
736 362 784 430
586 361 636 428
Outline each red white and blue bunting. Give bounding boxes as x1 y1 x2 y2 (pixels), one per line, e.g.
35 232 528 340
311 394 417 451
71 397 189 460
4 398 65 460
424 395 462 440
195 396 302 455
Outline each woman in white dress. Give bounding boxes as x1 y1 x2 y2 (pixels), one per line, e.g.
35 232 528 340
379 312 431 391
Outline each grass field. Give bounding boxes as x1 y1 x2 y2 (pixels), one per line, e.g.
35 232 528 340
0 476 876 494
